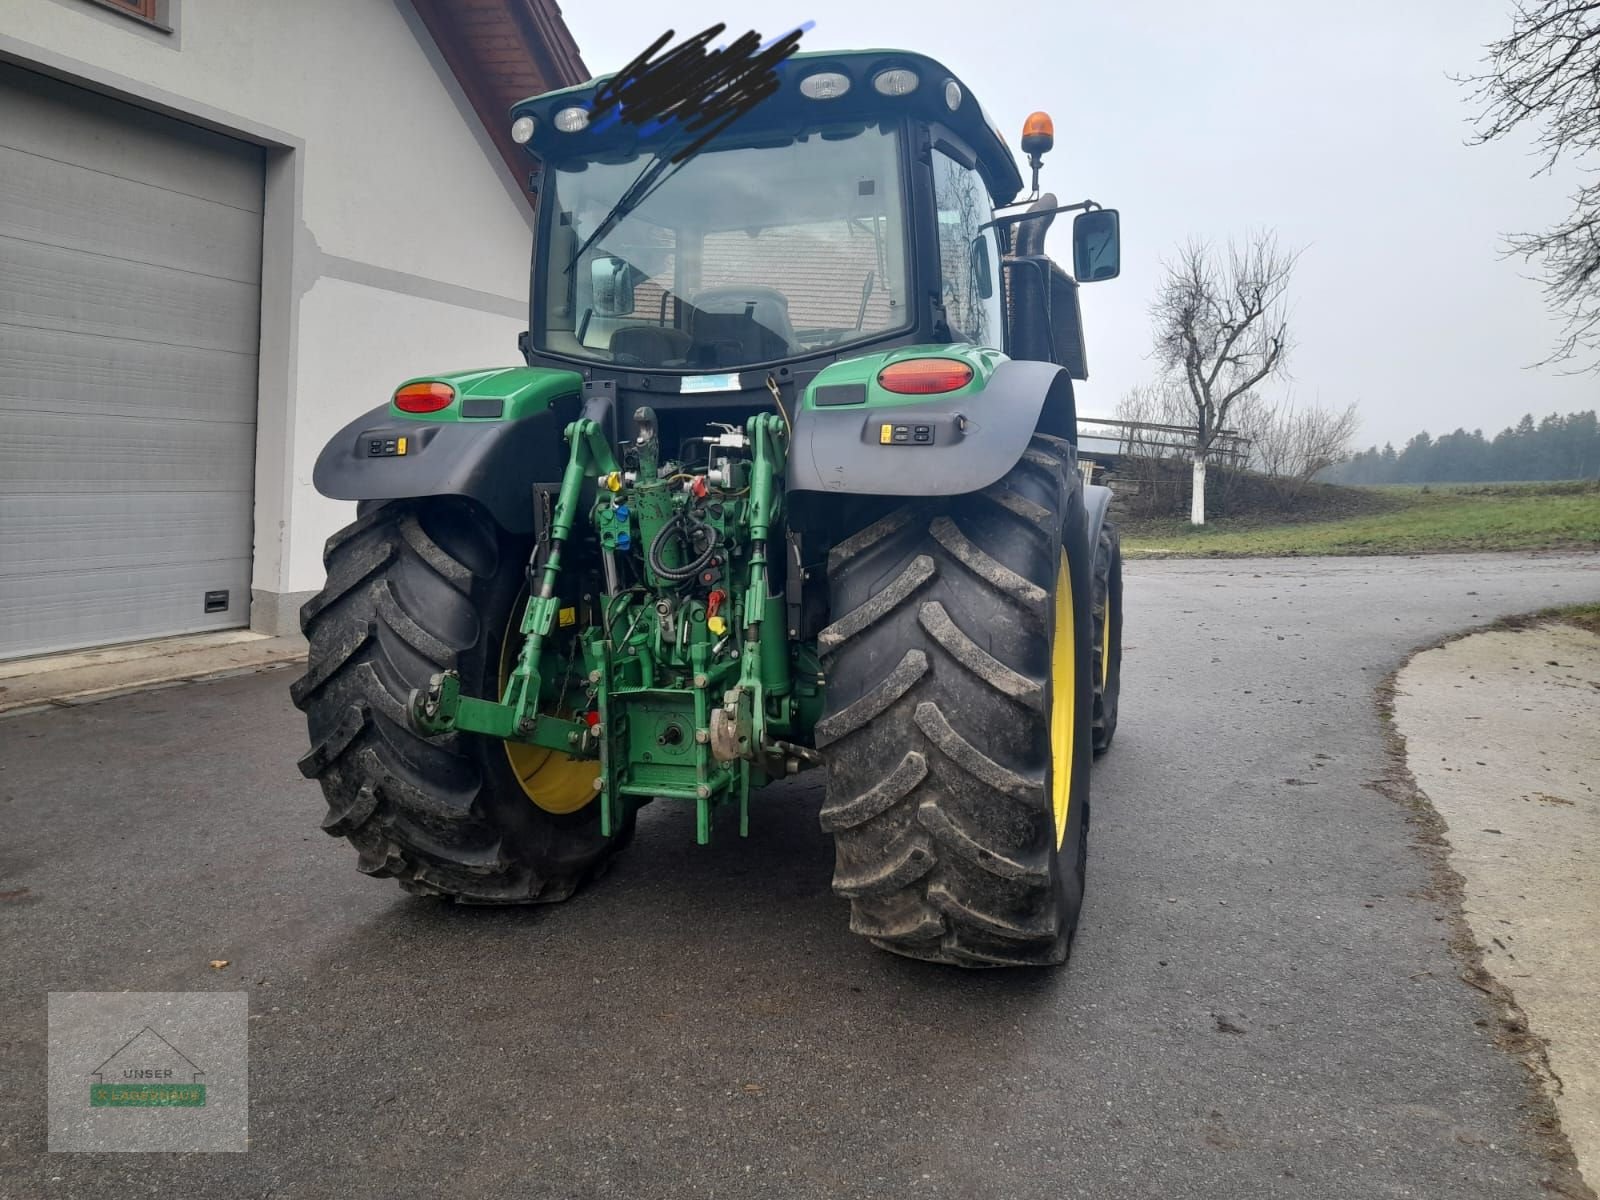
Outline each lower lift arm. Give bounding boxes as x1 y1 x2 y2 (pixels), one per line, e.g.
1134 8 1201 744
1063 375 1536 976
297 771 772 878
409 413 619 755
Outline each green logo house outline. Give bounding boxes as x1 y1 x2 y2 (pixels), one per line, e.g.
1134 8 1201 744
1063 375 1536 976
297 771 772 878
89 1026 206 1107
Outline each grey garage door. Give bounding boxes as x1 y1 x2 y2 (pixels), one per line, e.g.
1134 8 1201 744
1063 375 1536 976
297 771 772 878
0 63 263 660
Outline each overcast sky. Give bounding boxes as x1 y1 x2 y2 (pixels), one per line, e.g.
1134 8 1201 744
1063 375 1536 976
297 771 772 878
559 0 1597 447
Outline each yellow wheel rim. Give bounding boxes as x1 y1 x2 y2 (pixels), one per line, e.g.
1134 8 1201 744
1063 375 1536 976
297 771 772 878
1049 553 1076 849
498 597 599 815
503 741 600 815
1100 591 1112 690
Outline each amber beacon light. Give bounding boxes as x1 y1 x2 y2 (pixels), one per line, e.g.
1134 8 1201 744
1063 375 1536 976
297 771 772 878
1021 111 1054 156
1020 111 1055 195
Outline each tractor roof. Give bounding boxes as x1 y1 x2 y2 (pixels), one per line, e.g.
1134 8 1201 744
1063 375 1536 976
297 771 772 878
511 48 1025 206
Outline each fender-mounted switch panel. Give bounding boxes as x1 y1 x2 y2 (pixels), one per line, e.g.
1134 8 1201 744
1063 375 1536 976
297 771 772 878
857 412 966 449
367 435 409 457
878 422 935 446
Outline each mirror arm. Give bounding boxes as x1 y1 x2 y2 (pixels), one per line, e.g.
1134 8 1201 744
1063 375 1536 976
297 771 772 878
981 198 1101 233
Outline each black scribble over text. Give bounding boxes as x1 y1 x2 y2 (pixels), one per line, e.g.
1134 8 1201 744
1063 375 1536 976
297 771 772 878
591 24 806 162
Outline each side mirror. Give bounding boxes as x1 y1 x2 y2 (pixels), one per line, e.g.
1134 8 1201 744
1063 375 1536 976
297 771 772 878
589 255 635 316
969 236 994 300
1072 209 1121 282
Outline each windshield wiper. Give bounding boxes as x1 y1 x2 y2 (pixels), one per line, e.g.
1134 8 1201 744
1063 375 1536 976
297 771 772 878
565 152 683 273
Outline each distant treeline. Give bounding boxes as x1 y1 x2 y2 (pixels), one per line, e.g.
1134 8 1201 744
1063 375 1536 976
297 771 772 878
1325 410 1600 484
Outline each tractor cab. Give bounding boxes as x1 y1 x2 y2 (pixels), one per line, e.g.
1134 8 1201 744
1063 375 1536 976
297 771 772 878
510 49 1118 445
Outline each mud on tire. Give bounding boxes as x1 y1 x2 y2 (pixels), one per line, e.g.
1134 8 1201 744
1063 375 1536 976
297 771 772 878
291 498 627 903
816 436 1093 967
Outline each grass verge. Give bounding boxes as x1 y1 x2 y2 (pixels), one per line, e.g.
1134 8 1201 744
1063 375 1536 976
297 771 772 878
1120 480 1600 557
1553 602 1600 635
1495 601 1600 637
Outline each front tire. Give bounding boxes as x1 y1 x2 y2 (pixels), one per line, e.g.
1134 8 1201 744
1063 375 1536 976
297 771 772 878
291 498 628 903
816 437 1093 967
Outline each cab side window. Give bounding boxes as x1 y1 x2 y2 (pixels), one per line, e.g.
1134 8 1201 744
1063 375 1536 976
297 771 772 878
932 150 1004 348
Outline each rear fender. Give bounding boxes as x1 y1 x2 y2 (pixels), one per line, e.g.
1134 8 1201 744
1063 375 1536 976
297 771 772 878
787 351 1077 497
311 367 582 534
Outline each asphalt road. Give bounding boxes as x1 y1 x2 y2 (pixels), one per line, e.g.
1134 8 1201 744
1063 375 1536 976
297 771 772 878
3 552 1599 1199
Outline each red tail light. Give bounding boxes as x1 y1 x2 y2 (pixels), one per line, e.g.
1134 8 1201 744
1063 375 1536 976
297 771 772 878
877 358 974 395
394 381 455 413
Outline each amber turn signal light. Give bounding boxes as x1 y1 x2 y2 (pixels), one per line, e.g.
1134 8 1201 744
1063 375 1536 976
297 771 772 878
877 358 975 395
393 381 455 413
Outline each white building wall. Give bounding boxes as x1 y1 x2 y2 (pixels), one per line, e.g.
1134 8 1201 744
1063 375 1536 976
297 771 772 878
1 0 538 630
290 278 519 588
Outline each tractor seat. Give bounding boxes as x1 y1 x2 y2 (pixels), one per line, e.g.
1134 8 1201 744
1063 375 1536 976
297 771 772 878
686 285 797 367
608 324 691 366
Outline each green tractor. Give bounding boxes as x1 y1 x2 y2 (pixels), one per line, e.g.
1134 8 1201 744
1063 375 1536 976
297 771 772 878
292 49 1124 967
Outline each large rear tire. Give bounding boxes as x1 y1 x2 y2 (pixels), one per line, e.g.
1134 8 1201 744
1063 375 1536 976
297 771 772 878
1090 520 1122 756
816 436 1093 967
291 498 628 903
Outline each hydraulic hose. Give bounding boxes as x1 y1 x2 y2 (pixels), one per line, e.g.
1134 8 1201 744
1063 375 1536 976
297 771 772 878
648 512 719 582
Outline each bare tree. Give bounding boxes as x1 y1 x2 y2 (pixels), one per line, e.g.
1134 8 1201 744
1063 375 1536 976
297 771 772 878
1462 2 1600 366
1114 381 1193 457
1151 232 1298 522
1288 401 1360 480
1229 393 1286 474
1234 394 1360 481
